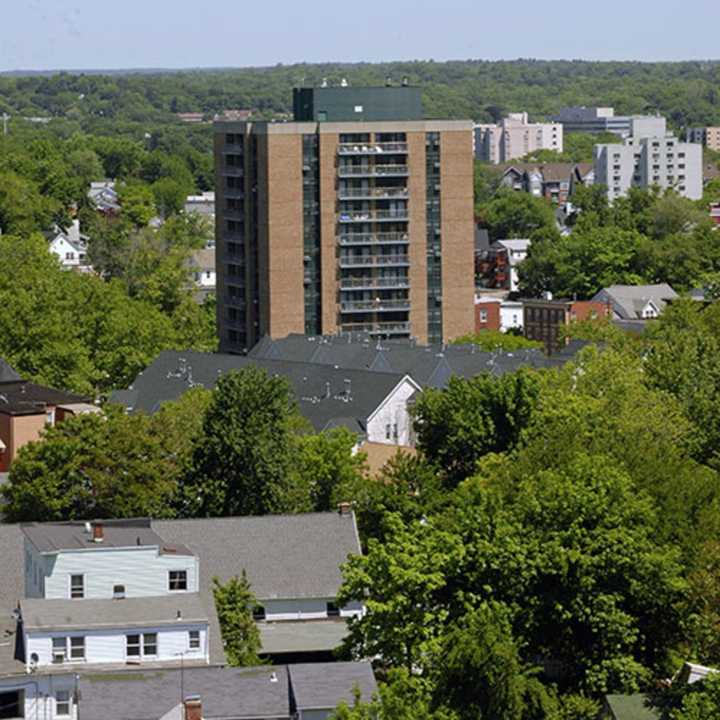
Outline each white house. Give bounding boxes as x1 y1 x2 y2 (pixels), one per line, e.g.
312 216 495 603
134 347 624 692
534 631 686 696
45 220 92 272
184 191 215 218
492 239 531 293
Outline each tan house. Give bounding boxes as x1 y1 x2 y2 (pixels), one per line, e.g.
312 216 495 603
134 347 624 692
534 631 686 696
0 359 95 471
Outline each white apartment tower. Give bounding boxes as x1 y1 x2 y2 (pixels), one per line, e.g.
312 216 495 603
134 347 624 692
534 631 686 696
594 134 702 201
475 113 563 163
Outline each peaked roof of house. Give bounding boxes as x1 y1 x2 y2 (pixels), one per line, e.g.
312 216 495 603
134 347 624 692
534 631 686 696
248 333 571 389
492 238 531 253
0 380 87 416
604 694 659 720
21 519 192 555
289 662 378 710
109 349 416 433
78 661 377 720
188 247 216 272
0 359 21 383
593 284 678 319
21 593 208 632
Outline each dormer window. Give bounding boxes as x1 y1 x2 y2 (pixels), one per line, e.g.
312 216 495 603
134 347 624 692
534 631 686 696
168 570 188 592
327 602 341 618
70 574 84 599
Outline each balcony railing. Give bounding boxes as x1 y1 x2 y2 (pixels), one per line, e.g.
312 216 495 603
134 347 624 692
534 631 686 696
338 210 409 223
340 277 410 290
339 254 410 268
337 142 408 155
337 187 409 200
338 232 409 246
341 321 411 335
223 167 244 176
223 209 244 220
338 164 409 178
341 299 411 313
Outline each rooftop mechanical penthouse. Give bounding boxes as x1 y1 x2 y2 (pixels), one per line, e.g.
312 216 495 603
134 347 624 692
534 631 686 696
214 83 475 351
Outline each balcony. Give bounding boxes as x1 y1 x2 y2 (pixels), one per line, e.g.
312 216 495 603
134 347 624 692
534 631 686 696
341 299 411 313
341 321 411 335
340 277 410 290
338 210 409 223
223 166 244 177
339 254 410 268
337 142 408 155
338 164 409 178
223 209 244 220
224 294 246 309
338 232 409 247
337 187 409 200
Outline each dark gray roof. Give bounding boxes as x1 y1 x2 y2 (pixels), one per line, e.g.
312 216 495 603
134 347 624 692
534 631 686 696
290 662 378 710
259 619 349 655
154 512 361 601
0 359 21 383
0 380 87 416
21 519 192 555
109 350 413 432
80 664 290 720
248 334 563 389
21 593 208 632
0 524 25 675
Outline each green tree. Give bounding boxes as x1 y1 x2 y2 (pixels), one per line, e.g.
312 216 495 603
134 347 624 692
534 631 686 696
667 674 720 720
183 367 305 517
412 369 541 488
212 572 263 666
118 181 157 227
452 331 542 351
477 189 556 241
1 403 204 521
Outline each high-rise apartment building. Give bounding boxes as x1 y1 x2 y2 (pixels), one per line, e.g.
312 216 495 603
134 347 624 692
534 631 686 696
553 107 666 139
594 134 702 201
474 113 563 163
687 126 720 152
214 85 475 352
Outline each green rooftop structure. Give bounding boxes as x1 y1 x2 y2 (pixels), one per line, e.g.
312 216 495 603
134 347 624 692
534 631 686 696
602 694 660 720
293 84 423 122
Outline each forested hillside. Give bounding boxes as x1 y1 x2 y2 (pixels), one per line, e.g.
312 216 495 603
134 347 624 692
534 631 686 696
2 59 720 129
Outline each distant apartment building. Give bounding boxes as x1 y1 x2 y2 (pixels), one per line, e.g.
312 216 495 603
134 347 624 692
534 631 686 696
213 84 475 351
474 295 524 333
553 107 667 139
474 113 563 163
687 126 720 152
500 162 593 204
594 134 703 201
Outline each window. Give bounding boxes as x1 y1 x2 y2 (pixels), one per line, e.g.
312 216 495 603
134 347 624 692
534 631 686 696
113 585 125 599
385 424 391 440
143 633 158 657
126 634 141 657
70 574 84 599
392 424 398 439
52 637 67 662
327 602 341 617
168 570 188 591
189 630 200 650
252 605 266 621
479 309 488 322
70 636 85 660
56 690 71 717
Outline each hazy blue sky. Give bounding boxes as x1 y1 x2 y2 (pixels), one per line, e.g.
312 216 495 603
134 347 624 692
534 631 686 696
1 0 718 71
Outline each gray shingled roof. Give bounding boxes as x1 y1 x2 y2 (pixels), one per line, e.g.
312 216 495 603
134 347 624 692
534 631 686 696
22 519 192 555
80 664 290 720
248 333 563 389
109 350 413 433
592 284 678 320
259 619 349 654
0 380 87 416
21 593 208 632
290 661 378 710
0 359 21 383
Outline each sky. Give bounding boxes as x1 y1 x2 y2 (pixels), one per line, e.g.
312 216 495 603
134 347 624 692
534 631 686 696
1 0 718 72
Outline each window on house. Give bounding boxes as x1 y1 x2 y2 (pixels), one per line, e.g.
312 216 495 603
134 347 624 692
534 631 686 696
143 633 158 657
188 630 200 650
327 602 341 617
392 424 398 439
479 310 488 322
126 634 141 657
52 637 67 662
113 585 126 599
70 574 84 599
56 690 71 717
168 570 188 591
252 605 266 621
70 636 85 660
385 424 391 440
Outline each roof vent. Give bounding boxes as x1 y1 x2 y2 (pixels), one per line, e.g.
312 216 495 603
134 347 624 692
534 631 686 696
337 501 353 516
83 522 92 535
92 522 104 543
177 609 183 620
270 671 279 683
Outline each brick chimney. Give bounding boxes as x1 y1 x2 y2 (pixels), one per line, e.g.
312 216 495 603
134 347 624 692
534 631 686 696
184 695 202 720
337 501 352 516
92 521 104 543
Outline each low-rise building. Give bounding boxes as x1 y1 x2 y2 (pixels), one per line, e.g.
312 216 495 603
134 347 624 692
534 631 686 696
523 298 611 353
499 163 593 204
88 181 120 215
0 360 97 472
475 113 563 163
188 247 217 302
474 295 524 333
594 134 703 201
476 239 530 293
591 284 678 321
184 191 215 218
553 107 667 139
687 126 720 151
45 220 92 272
